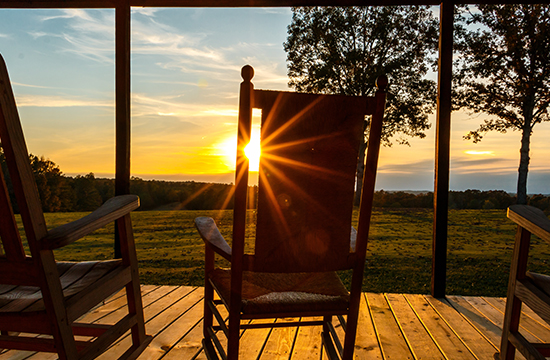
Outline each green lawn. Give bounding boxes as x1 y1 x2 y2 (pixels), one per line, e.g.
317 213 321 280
26 208 549 297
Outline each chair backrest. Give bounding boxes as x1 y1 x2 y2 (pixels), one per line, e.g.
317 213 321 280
0 54 48 261
235 65 386 273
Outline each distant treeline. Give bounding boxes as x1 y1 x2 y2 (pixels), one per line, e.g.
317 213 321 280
374 189 550 211
1 152 549 213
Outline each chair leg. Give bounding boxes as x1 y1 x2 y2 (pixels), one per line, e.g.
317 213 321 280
342 292 362 360
499 226 531 360
39 253 79 360
118 215 149 349
204 245 215 341
226 310 241 360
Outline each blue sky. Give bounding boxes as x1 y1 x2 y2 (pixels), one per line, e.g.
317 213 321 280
0 7 549 193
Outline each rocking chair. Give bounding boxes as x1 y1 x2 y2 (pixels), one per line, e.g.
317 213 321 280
195 65 387 360
0 54 151 359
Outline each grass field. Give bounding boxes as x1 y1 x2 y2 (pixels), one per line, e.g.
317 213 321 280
25 208 550 297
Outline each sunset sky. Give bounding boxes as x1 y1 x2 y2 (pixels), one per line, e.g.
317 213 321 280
0 7 548 193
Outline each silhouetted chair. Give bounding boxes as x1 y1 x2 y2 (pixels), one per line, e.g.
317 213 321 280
195 65 387 360
0 54 151 359
497 205 550 360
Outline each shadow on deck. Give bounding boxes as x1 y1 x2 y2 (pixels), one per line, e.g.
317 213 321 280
1 285 544 359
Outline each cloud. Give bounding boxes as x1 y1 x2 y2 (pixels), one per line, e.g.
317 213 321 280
378 159 434 174
12 82 58 89
31 9 114 64
15 94 112 108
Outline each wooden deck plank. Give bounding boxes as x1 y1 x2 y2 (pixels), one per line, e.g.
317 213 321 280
463 296 542 344
424 295 497 359
289 317 323 359
259 317 298 359
137 296 204 359
238 319 276 359
96 286 200 359
385 293 444 359
366 293 413 359
5 287 550 360
447 295 526 360
487 297 550 330
405 294 475 360
483 296 550 343
160 319 203 360
446 295 504 348
0 286 167 360
354 294 383 360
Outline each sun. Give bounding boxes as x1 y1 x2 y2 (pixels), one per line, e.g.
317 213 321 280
218 128 261 173
244 137 261 172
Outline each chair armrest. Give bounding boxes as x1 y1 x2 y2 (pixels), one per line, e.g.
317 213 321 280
41 195 140 250
195 217 232 261
508 205 550 242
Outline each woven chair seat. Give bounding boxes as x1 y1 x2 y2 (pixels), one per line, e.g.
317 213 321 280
0 260 122 313
210 269 350 315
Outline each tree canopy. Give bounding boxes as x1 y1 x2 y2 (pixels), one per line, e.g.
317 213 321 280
456 5 550 204
284 6 439 204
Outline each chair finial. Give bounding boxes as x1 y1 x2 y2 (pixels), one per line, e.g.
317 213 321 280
376 75 388 91
241 65 254 82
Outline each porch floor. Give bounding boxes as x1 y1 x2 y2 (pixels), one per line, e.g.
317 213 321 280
1 285 546 359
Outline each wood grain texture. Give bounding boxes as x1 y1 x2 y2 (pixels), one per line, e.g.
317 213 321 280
42 195 139 250
425 295 497 359
386 293 444 359
253 89 366 273
508 205 550 242
0 55 149 359
366 293 413 359
7 288 550 359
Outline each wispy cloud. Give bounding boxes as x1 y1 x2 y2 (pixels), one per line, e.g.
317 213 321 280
16 94 112 107
12 81 58 89
32 9 114 64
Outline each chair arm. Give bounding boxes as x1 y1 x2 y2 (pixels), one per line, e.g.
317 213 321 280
41 195 140 250
508 205 550 242
195 217 232 261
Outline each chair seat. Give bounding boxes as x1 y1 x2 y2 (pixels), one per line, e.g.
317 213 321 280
210 269 350 315
0 260 122 313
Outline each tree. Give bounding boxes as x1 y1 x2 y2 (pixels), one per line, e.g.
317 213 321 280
457 5 550 204
73 173 103 211
284 6 439 204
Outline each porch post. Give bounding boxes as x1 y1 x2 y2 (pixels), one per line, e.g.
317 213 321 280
432 0 454 298
115 1 131 258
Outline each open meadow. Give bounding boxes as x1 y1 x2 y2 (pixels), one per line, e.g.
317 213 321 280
30 208 550 297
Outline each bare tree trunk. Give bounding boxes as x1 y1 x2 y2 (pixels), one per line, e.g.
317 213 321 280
354 139 367 206
517 115 532 205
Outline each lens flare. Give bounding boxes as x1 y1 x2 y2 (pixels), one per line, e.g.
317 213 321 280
244 138 261 172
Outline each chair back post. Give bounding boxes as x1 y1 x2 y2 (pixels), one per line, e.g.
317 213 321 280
0 55 47 256
227 66 254 358
0 163 26 261
355 75 388 259
343 75 387 359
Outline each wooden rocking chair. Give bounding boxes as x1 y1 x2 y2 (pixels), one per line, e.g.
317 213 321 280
0 54 151 359
497 205 550 360
195 65 387 360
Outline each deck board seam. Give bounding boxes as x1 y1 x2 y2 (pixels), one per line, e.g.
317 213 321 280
445 295 500 350
421 295 481 360
364 293 386 359
384 293 420 360
402 294 447 360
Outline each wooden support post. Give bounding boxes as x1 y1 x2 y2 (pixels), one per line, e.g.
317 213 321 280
115 1 131 258
432 0 454 298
